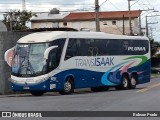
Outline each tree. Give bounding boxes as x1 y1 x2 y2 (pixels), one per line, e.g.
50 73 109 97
149 37 160 57
3 10 37 31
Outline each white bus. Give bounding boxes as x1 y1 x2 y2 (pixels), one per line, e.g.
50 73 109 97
5 31 150 96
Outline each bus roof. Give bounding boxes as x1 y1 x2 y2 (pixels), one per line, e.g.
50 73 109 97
17 31 149 43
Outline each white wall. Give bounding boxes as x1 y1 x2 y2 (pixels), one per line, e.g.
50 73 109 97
59 19 138 35
31 22 58 28
31 18 139 35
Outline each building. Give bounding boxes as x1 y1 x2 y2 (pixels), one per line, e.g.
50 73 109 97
31 13 69 29
31 10 141 35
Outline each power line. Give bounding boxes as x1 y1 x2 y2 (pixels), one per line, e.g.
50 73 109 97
108 0 120 10
139 0 153 10
0 3 94 6
130 0 140 7
100 0 107 7
145 0 154 9
0 2 94 12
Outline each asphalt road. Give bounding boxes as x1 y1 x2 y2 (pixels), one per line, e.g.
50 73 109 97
0 78 160 120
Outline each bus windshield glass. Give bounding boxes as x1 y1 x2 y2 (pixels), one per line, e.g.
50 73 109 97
12 43 49 77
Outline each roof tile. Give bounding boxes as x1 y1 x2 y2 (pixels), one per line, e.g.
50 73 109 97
64 10 141 21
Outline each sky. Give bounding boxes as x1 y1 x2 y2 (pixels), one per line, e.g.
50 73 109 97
0 0 160 41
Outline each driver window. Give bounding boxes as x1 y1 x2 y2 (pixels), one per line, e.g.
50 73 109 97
48 48 59 72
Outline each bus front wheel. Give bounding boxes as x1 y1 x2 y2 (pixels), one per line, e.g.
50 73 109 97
30 91 44 96
59 78 74 95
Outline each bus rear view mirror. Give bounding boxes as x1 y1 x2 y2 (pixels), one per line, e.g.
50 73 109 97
4 47 15 67
44 46 58 60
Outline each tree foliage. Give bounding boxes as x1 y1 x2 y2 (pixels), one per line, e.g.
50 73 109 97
3 10 36 31
149 37 160 57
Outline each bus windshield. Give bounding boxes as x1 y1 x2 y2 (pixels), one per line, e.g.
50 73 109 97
12 43 49 77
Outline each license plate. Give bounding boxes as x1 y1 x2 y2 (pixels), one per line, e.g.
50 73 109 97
23 86 30 90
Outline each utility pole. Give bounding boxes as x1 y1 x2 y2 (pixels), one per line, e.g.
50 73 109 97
146 15 160 37
95 0 100 32
123 15 125 35
146 16 148 37
146 21 158 37
138 10 141 35
150 28 153 38
139 9 155 36
22 0 26 11
128 0 132 35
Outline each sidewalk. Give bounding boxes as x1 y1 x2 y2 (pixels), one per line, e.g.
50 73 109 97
151 74 160 78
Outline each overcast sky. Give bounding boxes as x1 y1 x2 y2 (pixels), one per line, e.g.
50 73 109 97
0 0 160 41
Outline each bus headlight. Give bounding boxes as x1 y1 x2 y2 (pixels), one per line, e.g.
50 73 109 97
8 78 17 83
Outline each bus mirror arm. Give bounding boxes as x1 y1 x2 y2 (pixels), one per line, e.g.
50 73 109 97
44 46 58 60
65 55 72 59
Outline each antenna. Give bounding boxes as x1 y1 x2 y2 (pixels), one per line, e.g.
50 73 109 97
22 0 26 11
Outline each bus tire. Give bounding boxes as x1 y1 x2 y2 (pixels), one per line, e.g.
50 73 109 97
59 77 74 95
115 74 129 90
91 86 109 92
30 91 44 96
129 74 137 89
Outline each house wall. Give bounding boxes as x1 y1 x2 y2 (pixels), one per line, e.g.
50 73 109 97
31 18 139 35
59 18 139 35
31 22 59 29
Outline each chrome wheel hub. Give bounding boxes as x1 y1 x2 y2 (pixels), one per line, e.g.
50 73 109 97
64 81 71 92
131 77 136 86
123 78 128 88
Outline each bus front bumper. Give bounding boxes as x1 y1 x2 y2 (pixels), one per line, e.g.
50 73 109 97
10 78 57 92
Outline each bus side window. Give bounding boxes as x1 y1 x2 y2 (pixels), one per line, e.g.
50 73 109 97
50 39 65 53
86 39 99 56
65 39 78 60
106 39 122 55
48 48 59 72
78 39 90 56
122 40 130 55
131 40 149 55
95 39 107 56
121 39 149 55
88 47 99 56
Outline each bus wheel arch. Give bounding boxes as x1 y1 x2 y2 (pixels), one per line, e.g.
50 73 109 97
59 76 74 95
129 72 138 89
115 73 129 90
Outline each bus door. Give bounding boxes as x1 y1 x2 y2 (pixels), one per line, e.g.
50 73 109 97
64 39 88 88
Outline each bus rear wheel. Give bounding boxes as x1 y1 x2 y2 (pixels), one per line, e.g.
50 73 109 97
59 78 74 95
30 91 44 96
115 74 129 90
129 75 137 89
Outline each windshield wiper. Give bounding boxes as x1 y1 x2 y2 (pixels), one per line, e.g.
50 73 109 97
18 56 35 75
